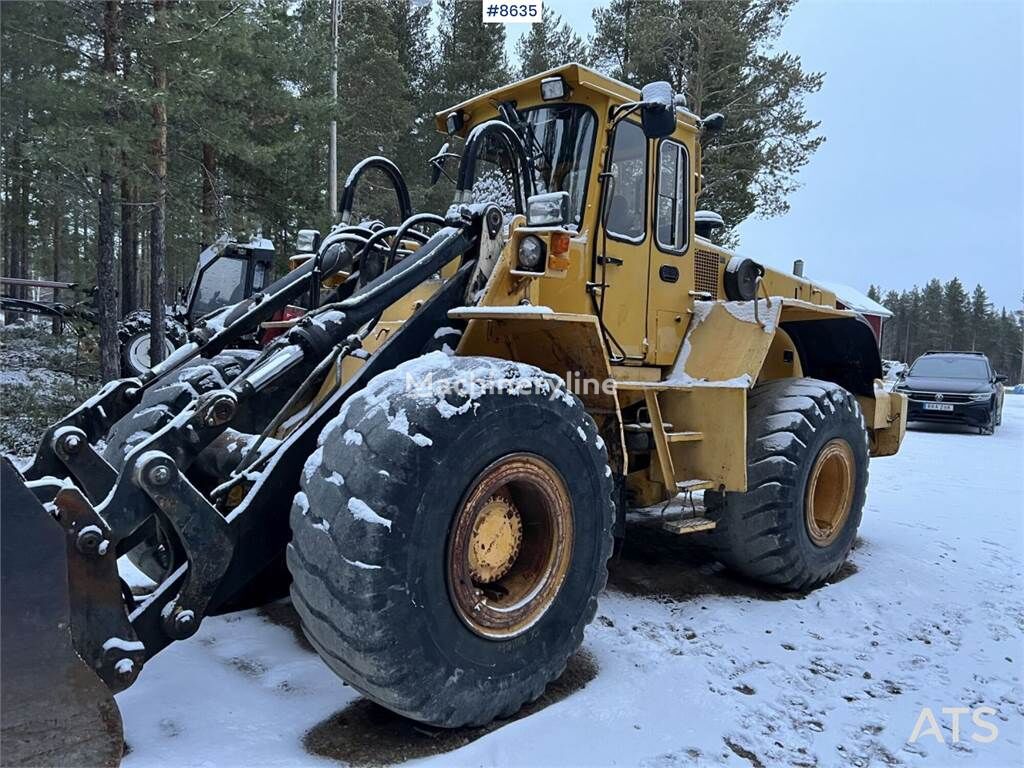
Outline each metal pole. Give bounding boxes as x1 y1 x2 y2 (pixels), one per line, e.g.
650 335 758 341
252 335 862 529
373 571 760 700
328 0 339 223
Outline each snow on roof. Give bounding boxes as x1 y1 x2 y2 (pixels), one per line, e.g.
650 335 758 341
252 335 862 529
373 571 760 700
817 280 893 318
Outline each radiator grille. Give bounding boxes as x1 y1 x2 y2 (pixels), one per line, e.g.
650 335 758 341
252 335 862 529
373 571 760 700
694 249 720 298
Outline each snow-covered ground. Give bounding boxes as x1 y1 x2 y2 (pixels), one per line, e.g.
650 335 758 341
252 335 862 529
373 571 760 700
113 398 1024 768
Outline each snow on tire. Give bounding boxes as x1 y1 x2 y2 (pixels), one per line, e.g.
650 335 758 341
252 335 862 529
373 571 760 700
705 377 869 591
288 352 614 727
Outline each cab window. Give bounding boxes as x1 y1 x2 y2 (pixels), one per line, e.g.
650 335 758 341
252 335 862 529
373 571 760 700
604 121 647 242
656 140 688 253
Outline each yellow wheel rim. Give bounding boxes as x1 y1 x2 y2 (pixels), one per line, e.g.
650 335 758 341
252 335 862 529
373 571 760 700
448 454 573 639
804 439 855 547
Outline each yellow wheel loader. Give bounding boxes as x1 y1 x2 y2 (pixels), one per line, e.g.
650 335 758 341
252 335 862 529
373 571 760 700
0 65 906 765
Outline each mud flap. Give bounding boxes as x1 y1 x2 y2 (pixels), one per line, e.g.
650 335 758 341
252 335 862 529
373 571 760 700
1 457 125 767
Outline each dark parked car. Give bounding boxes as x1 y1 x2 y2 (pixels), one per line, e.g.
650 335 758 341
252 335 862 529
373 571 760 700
895 351 1006 434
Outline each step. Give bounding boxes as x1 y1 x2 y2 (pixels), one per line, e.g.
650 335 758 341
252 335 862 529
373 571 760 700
663 516 717 535
623 421 674 432
666 430 703 443
616 380 693 392
676 479 714 493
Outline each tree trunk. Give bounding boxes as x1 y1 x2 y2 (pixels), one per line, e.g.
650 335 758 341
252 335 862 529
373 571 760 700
52 196 64 335
120 176 137 314
18 168 29 294
97 0 122 381
201 142 217 248
119 49 137 316
149 0 168 366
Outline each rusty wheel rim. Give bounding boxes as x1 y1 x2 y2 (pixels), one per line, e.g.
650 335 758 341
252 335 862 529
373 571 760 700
448 453 574 639
805 438 855 547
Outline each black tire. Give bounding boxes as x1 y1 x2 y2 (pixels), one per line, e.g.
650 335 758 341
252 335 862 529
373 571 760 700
288 354 614 727
118 310 188 377
705 377 869 591
101 349 262 581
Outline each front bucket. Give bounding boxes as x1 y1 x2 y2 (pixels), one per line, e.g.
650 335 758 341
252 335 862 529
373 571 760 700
1 457 125 767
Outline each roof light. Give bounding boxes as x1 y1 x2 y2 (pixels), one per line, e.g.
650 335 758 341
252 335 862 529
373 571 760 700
540 76 567 101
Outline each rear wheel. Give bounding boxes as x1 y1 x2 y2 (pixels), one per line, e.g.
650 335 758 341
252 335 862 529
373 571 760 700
288 354 614 726
705 378 869 591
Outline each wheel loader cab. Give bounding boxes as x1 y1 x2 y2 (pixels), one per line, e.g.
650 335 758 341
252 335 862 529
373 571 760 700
437 64 707 367
185 238 275 322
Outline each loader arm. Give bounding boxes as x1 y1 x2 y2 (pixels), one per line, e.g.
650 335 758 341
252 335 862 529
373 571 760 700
0 204 498 767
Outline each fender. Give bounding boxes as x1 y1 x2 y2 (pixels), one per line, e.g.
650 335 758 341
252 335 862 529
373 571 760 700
780 313 882 397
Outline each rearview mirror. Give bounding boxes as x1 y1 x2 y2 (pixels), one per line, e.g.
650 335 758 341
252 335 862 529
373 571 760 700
296 229 321 254
995 373 1008 384
700 112 726 132
640 81 677 139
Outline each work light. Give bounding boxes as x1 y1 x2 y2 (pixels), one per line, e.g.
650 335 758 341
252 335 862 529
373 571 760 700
526 192 570 227
540 76 567 101
517 235 545 270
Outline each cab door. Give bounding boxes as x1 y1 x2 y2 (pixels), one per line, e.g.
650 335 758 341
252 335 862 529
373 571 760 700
595 119 652 361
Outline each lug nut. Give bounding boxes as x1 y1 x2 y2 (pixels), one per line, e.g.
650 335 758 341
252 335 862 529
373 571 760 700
147 464 174 486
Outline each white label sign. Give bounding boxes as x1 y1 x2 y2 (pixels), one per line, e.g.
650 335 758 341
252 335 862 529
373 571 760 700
482 0 542 24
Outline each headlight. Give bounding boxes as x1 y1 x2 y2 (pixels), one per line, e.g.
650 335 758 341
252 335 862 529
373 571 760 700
526 192 570 227
517 235 545 271
969 393 991 402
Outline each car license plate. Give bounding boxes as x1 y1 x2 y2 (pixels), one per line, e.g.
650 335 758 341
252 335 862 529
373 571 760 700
923 402 954 412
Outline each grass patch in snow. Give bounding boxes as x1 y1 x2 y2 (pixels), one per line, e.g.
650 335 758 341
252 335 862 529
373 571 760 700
0 325 100 457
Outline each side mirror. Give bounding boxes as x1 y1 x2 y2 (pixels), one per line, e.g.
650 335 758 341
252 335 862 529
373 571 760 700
639 81 676 139
296 229 321 254
995 373 1008 384
700 112 726 132
526 191 570 227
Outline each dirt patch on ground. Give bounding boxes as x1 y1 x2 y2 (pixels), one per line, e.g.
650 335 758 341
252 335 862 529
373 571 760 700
258 600 315 653
303 650 599 767
607 515 858 602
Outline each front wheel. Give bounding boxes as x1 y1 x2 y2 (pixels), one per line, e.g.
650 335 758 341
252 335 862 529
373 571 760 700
705 378 869 591
288 354 614 727
118 310 187 377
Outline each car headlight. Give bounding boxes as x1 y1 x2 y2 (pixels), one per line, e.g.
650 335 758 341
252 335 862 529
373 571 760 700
969 393 991 402
517 235 545 271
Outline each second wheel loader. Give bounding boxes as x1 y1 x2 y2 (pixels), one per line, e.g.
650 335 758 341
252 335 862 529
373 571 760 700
0 65 906 766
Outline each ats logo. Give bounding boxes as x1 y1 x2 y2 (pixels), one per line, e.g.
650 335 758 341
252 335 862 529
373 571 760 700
909 706 999 744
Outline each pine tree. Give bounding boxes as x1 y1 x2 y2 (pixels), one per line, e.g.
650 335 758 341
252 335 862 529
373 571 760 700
97 0 122 380
918 280 946 356
591 0 824 230
942 277 969 350
516 7 588 78
880 289 901 359
434 0 511 106
969 284 991 352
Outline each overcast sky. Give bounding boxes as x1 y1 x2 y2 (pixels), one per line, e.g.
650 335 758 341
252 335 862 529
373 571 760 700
505 1 1023 311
